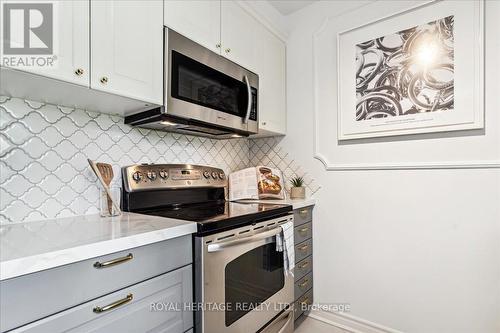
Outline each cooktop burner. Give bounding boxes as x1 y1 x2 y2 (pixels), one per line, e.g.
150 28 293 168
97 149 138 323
121 164 292 235
137 201 291 235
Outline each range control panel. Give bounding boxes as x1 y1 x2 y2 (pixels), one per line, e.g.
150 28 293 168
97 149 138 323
122 164 227 192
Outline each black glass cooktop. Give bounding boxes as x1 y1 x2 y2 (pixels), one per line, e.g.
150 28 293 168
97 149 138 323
138 201 292 235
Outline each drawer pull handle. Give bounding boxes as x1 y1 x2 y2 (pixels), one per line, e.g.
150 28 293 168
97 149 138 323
298 209 308 216
300 297 310 306
94 253 133 268
93 293 133 313
298 261 310 269
298 227 309 233
298 279 310 288
298 244 309 251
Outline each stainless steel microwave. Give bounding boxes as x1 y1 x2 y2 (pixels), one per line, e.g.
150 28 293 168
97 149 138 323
125 28 259 139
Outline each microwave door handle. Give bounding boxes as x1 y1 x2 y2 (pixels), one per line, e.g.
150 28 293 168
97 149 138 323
207 227 282 253
243 75 251 124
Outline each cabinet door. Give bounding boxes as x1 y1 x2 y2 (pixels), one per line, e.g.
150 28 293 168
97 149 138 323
12 266 193 333
164 0 221 54
91 0 163 105
220 1 258 70
254 27 286 136
0 0 89 86
0 235 192 332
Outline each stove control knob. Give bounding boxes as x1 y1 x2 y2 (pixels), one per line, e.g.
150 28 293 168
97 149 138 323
203 171 210 179
147 171 157 181
218 172 225 180
159 170 168 179
211 171 218 179
132 171 142 182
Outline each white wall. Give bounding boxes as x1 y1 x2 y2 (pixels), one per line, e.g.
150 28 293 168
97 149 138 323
279 1 500 332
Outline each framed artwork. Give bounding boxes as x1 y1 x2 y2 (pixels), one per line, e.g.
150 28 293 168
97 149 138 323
337 0 484 140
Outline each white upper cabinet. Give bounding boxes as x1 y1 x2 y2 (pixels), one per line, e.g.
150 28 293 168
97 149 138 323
254 28 286 136
91 0 163 105
164 0 221 54
220 2 286 136
0 0 90 86
220 1 258 71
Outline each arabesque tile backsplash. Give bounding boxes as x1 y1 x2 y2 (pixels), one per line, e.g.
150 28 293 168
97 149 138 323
0 96 319 223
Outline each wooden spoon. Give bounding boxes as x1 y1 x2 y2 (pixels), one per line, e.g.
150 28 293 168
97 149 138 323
96 163 115 215
87 159 121 215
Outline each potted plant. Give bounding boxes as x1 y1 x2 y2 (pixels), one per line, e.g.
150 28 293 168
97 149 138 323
289 176 306 199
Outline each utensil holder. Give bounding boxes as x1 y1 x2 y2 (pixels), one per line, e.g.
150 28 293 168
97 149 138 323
100 187 121 217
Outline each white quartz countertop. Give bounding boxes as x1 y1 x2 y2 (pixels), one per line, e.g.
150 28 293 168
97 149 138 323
238 198 316 210
0 213 197 281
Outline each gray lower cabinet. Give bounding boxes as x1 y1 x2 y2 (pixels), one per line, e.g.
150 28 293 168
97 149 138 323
293 205 314 326
1 235 194 333
294 256 313 281
294 289 313 323
11 265 193 333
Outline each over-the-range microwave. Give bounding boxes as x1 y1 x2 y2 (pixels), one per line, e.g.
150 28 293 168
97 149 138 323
125 28 259 139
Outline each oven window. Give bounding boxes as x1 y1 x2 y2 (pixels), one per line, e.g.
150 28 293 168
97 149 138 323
225 243 284 326
171 51 249 118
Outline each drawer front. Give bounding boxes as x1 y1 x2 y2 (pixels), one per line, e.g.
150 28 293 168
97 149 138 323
293 206 313 226
1 235 192 332
294 289 313 321
294 272 313 299
295 239 312 263
294 256 313 282
11 265 193 333
294 222 312 244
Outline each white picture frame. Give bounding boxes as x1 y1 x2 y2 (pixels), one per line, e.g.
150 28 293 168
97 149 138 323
337 0 484 141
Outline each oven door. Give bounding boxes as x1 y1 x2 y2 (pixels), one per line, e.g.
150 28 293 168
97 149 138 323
197 216 294 333
166 28 258 134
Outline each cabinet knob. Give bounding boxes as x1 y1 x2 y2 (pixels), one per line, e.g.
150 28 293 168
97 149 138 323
100 76 109 84
225 48 231 53
74 68 84 76
216 43 221 48
262 121 267 126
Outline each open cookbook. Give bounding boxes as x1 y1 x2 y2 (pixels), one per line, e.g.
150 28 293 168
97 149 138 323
228 166 286 201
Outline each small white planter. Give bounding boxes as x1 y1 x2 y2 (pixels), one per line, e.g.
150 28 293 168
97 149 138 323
290 186 305 199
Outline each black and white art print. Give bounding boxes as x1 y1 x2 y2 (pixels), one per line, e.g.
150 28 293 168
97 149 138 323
336 0 484 140
355 16 455 122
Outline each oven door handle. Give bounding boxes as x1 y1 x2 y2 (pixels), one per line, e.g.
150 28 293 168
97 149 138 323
261 306 294 333
277 308 294 333
207 227 282 253
243 75 252 124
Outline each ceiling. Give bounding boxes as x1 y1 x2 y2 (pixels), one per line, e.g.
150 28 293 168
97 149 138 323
267 0 318 16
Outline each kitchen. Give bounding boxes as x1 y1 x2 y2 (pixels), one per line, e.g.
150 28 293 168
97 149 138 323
0 1 499 333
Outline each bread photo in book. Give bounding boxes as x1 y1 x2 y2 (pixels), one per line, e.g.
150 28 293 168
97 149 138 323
228 166 285 200
258 167 282 196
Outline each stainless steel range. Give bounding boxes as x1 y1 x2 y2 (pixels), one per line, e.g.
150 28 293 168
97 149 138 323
121 164 294 333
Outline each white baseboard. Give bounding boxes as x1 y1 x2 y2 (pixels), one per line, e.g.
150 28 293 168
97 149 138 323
307 310 404 333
